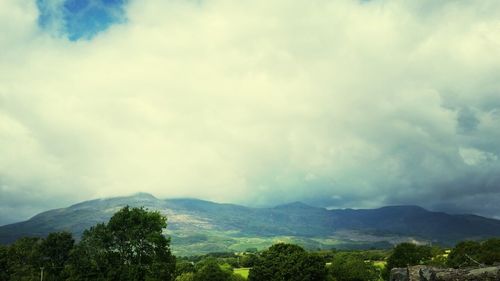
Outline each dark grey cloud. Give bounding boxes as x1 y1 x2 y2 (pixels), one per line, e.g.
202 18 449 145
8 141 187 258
457 107 480 134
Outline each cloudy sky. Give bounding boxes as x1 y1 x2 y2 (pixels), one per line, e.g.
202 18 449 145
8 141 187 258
1 0 500 225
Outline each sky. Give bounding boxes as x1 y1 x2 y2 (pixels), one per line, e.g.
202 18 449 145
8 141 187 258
1 0 500 225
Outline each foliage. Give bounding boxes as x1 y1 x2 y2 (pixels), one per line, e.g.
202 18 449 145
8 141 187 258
67 206 175 281
176 272 195 281
41 231 75 280
230 273 246 281
447 238 500 268
176 260 195 276
7 237 43 281
447 240 482 268
0 244 9 281
239 253 258 267
329 253 379 281
382 243 432 280
248 243 327 281
193 259 231 281
479 238 500 265
423 246 448 268
386 243 432 269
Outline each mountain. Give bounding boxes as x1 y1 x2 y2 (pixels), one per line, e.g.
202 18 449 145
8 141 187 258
1 193 500 256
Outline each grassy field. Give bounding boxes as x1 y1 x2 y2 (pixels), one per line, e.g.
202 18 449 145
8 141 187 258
234 268 250 279
373 260 386 269
169 229 401 256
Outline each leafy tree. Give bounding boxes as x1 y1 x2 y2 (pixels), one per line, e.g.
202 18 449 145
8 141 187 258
176 260 195 277
239 253 258 267
447 240 482 268
40 231 75 280
67 206 176 281
194 259 231 281
329 253 378 281
479 238 500 265
386 243 432 270
67 223 116 280
382 243 432 280
248 243 327 281
0 245 9 281
7 237 43 281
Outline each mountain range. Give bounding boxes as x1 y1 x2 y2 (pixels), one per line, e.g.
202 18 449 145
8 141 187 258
1 193 500 256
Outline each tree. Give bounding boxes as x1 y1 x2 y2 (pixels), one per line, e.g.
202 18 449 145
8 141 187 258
447 240 482 268
0 245 9 281
248 243 327 281
329 253 379 281
176 260 195 277
386 243 432 270
193 259 231 281
67 223 116 280
479 238 500 265
67 206 176 281
239 253 258 267
7 237 43 281
40 231 75 280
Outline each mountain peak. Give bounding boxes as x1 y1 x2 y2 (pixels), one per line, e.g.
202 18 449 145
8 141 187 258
274 201 317 210
378 205 428 212
130 192 157 200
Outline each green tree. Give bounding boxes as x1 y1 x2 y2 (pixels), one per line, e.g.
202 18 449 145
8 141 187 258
382 243 432 280
329 253 379 281
194 259 231 281
7 237 43 281
248 243 327 281
386 243 432 270
176 260 195 277
67 223 116 280
0 244 9 281
239 253 258 267
479 238 500 265
40 231 75 280
447 240 482 268
67 206 176 281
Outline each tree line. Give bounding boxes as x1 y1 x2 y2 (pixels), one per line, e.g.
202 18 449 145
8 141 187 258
1 206 500 281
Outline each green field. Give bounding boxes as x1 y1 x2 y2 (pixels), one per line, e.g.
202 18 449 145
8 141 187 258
234 268 250 279
373 260 386 269
169 228 400 256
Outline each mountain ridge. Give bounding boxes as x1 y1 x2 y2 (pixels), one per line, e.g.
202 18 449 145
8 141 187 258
1 193 500 256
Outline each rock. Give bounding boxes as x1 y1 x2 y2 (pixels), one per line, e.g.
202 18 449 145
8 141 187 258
466 266 500 280
390 267 409 281
419 266 436 281
390 265 500 281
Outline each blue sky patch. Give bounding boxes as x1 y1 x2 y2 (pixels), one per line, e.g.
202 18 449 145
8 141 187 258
37 0 128 41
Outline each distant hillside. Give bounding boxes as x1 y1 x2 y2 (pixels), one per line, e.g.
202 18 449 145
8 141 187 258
1 193 500 256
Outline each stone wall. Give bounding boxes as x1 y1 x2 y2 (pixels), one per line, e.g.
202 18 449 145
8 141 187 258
389 265 500 281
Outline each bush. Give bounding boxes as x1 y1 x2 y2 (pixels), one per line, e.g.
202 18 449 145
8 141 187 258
447 240 482 268
386 243 432 269
479 238 500 265
329 253 379 281
248 243 327 281
194 259 231 281
176 272 195 281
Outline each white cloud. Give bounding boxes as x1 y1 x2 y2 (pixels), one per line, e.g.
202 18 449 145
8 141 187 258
1 0 500 223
